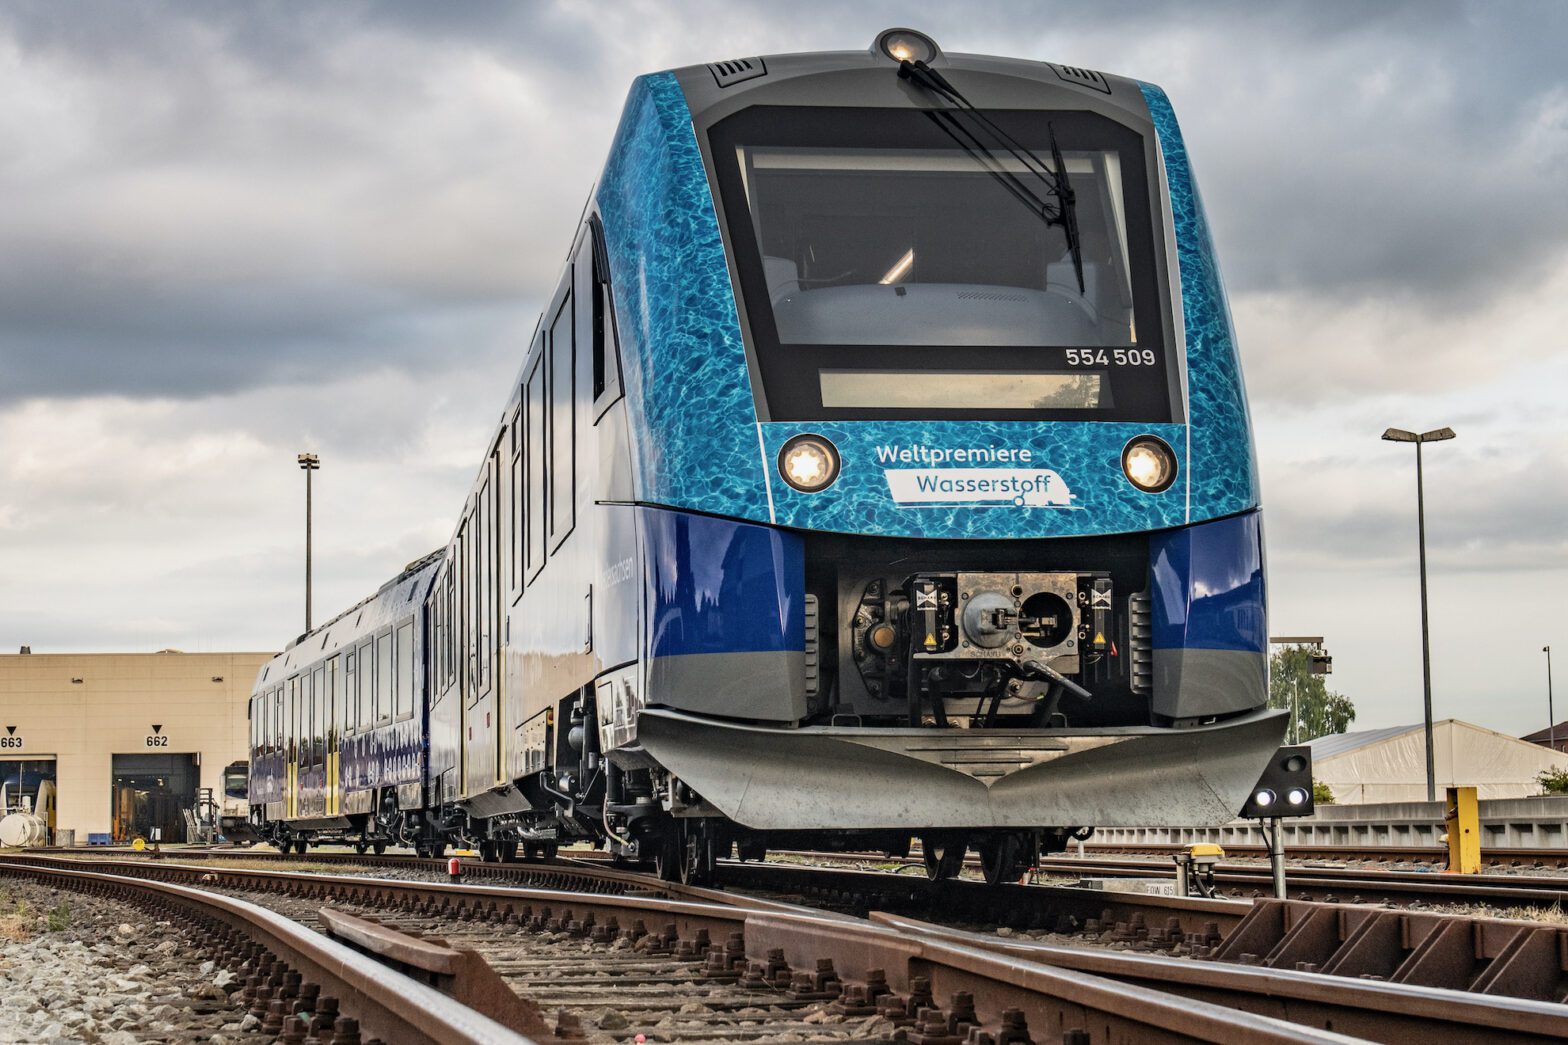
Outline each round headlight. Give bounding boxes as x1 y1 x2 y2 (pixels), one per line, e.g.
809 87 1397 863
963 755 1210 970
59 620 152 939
1122 436 1177 493
874 28 939 65
1253 789 1276 808
1285 787 1310 806
778 434 840 493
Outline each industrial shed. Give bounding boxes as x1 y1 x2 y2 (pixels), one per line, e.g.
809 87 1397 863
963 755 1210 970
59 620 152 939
1310 719 1568 803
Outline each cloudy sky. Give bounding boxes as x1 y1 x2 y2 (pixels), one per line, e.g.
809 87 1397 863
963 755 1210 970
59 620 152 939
2 2 1564 738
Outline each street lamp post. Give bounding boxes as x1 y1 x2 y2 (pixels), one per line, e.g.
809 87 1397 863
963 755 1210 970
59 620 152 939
298 452 320 633
1547 646 1557 753
1382 426 1455 802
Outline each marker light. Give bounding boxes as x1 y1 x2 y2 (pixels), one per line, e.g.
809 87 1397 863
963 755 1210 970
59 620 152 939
1253 789 1276 808
778 434 841 493
1285 787 1310 806
1122 436 1177 493
874 28 939 65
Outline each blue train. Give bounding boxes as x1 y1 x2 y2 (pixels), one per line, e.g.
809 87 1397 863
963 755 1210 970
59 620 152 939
250 30 1286 883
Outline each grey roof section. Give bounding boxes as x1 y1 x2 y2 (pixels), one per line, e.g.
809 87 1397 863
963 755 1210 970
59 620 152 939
1307 724 1421 760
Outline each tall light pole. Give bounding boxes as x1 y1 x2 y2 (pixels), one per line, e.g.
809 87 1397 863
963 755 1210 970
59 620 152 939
1547 646 1557 753
1382 426 1455 802
298 452 320 633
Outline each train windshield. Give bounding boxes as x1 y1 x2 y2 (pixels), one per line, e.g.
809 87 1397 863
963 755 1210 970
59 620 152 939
710 107 1175 422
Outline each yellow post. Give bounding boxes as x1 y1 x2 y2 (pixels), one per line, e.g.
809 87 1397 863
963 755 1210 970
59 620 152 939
1445 786 1480 874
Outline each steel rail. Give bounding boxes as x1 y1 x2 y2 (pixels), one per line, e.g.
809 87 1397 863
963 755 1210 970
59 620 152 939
0 859 532 1045
10 851 1567 1041
0 853 1357 1044
1032 854 1568 908
870 913 1568 1043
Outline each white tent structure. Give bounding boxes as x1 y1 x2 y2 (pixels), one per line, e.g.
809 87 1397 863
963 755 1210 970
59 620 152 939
1309 719 1568 803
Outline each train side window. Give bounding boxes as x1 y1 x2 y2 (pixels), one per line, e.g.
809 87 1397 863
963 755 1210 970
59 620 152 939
328 655 342 739
343 652 356 736
445 566 457 687
357 640 374 731
525 355 546 582
479 469 494 692
587 216 622 412
301 670 314 765
548 290 575 548
511 411 523 599
396 621 415 719
460 512 474 701
312 665 326 762
376 632 393 725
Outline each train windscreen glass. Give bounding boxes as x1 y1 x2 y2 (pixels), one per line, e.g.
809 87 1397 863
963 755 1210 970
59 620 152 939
743 148 1134 350
710 107 1175 422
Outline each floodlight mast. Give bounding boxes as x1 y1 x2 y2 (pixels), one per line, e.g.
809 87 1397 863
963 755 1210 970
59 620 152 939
1382 426 1455 801
298 452 320 633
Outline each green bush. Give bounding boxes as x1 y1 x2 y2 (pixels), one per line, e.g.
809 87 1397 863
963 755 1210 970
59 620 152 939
1312 780 1335 805
1537 767 1568 795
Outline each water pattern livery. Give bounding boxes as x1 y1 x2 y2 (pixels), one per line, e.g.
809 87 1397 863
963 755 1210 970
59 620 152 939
1137 82 1260 519
599 73 1258 539
595 72 768 522
759 420 1190 538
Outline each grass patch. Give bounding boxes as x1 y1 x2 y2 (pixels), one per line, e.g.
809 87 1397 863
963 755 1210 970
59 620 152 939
0 899 31 942
45 901 71 932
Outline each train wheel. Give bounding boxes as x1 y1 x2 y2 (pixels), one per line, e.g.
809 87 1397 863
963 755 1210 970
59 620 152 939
499 840 518 863
354 840 368 856
921 837 965 881
678 823 717 887
372 841 387 856
293 839 308 856
654 830 682 882
978 835 1026 886
479 840 499 863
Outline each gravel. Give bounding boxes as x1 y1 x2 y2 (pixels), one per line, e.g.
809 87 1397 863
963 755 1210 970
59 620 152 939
0 881 265 1044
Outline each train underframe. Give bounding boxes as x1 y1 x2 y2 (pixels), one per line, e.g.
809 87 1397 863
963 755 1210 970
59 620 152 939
256 532 1282 885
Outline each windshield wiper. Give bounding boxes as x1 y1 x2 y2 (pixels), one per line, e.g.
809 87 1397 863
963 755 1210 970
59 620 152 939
897 59 1085 294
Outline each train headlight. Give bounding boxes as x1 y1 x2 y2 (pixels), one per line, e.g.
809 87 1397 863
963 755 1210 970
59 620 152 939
778 435 841 493
1252 788 1276 809
874 28 939 65
1122 436 1177 493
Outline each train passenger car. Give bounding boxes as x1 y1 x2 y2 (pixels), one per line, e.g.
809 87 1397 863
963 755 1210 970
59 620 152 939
249 553 440 853
253 29 1287 883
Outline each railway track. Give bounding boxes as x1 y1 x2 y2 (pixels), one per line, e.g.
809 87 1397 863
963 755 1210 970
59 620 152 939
1031 853 1568 909
5 851 1568 1042
1073 842 1568 872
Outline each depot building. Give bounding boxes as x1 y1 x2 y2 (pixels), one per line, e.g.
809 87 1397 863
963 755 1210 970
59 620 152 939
0 648 272 843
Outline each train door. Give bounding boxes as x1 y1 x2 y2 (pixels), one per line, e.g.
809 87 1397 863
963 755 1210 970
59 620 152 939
326 654 340 816
287 674 299 820
308 666 322 817
462 450 502 797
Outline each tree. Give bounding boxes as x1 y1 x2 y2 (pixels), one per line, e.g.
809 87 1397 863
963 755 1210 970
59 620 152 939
1268 644 1356 743
1538 767 1568 796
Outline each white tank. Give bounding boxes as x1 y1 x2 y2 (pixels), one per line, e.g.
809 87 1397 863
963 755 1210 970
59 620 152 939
0 811 48 848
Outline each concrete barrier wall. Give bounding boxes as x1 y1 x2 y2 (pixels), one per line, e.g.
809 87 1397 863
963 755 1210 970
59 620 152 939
1092 795 1568 849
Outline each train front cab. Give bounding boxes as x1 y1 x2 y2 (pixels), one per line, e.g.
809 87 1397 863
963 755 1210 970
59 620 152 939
586 38 1287 863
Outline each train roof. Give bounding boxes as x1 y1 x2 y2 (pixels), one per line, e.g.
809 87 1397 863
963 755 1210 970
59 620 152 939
251 549 441 693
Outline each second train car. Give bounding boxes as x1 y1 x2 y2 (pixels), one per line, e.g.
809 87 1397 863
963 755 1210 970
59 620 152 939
251 30 1287 883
